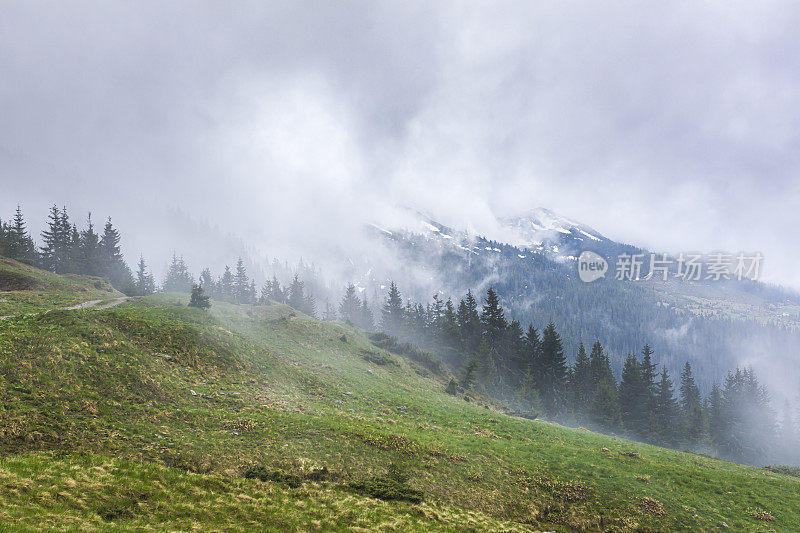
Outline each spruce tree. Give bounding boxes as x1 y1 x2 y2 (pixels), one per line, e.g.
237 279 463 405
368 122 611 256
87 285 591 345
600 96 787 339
322 300 337 321
163 254 193 293
707 383 725 449
99 217 133 290
589 376 621 432
233 258 250 303
199 268 215 296
339 283 361 325
570 342 593 419
504 319 526 387
6 206 37 264
480 287 507 354
456 290 481 354
679 362 704 446
522 325 541 383
40 205 62 272
135 256 156 296
189 283 211 310
381 282 405 336
359 295 374 331
539 322 568 418
218 265 234 301
78 213 101 276
653 368 679 446
618 354 647 436
288 274 306 311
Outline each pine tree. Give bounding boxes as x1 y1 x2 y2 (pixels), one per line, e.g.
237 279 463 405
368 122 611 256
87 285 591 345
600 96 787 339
653 368 679 446
99 217 133 290
570 342 593 418
358 294 374 331
522 325 541 383
339 283 361 325
6 206 37 264
539 321 568 418
134 256 156 296
461 356 478 390
639 343 658 437
480 287 507 353
679 362 704 446
381 282 405 336
199 268 215 296
439 298 462 365
589 341 614 385
707 383 724 449
163 254 193 293
456 290 481 355
189 283 211 310
288 274 306 311
618 354 647 436
233 258 250 303
78 213 101 276
589 376 621 432
40 205 62 272
504 319 526 387
322 300 337 321
218 265 234 301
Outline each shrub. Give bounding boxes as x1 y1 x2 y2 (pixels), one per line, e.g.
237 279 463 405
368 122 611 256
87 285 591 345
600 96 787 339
368 332 445 376
765 465 800 478
244 466 303 488
349 464 423 504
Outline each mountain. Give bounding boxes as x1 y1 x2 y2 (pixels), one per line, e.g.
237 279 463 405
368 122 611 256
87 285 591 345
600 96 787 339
353 208 800 398
2 256 799 531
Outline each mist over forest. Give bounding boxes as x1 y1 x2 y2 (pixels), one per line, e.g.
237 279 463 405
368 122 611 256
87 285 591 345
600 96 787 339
3 3 800 530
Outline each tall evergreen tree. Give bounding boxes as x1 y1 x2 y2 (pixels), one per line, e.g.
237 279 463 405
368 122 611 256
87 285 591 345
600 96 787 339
456 290 482 354
522 325 541 383
504 319 526 387
233 258 250 303
618 354 648 436
381 282 405 336
78 213 101 276
570 342 593 418
135 256 156 296
163 254 193 293
653 368 679 446
189 283 211 310
358 294 374 331
198 268 215 295
5 206 37 264
589 376 621 432
40 205 64 272
98 217 132 290
339 283 361 325
217 265 234 301
480 287 507 353
679 362 704 446
539 322 568 418
287 274 306 311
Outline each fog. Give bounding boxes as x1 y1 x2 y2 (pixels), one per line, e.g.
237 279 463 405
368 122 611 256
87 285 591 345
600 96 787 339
2 1 800 289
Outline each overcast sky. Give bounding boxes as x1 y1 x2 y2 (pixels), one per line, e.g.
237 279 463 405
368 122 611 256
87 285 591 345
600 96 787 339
2 1 800 286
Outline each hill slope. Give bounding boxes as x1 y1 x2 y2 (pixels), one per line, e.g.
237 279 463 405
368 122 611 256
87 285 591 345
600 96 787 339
1 259 798 531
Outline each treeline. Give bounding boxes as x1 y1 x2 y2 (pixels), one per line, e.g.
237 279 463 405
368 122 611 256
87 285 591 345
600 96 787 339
327 281 798 467
1 205 134 291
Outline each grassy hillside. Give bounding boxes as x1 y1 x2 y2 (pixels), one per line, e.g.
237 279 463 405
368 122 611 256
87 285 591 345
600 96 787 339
0 257 120 317
1 260 798 531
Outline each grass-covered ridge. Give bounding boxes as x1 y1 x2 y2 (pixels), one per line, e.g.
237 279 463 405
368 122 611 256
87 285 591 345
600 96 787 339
0 257 120 317
1 265 799 531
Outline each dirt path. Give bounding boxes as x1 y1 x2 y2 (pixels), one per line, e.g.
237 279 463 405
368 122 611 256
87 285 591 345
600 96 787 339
0 297 131 321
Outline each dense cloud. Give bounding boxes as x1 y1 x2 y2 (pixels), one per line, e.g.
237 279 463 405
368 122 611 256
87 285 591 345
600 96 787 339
2 1 800 286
